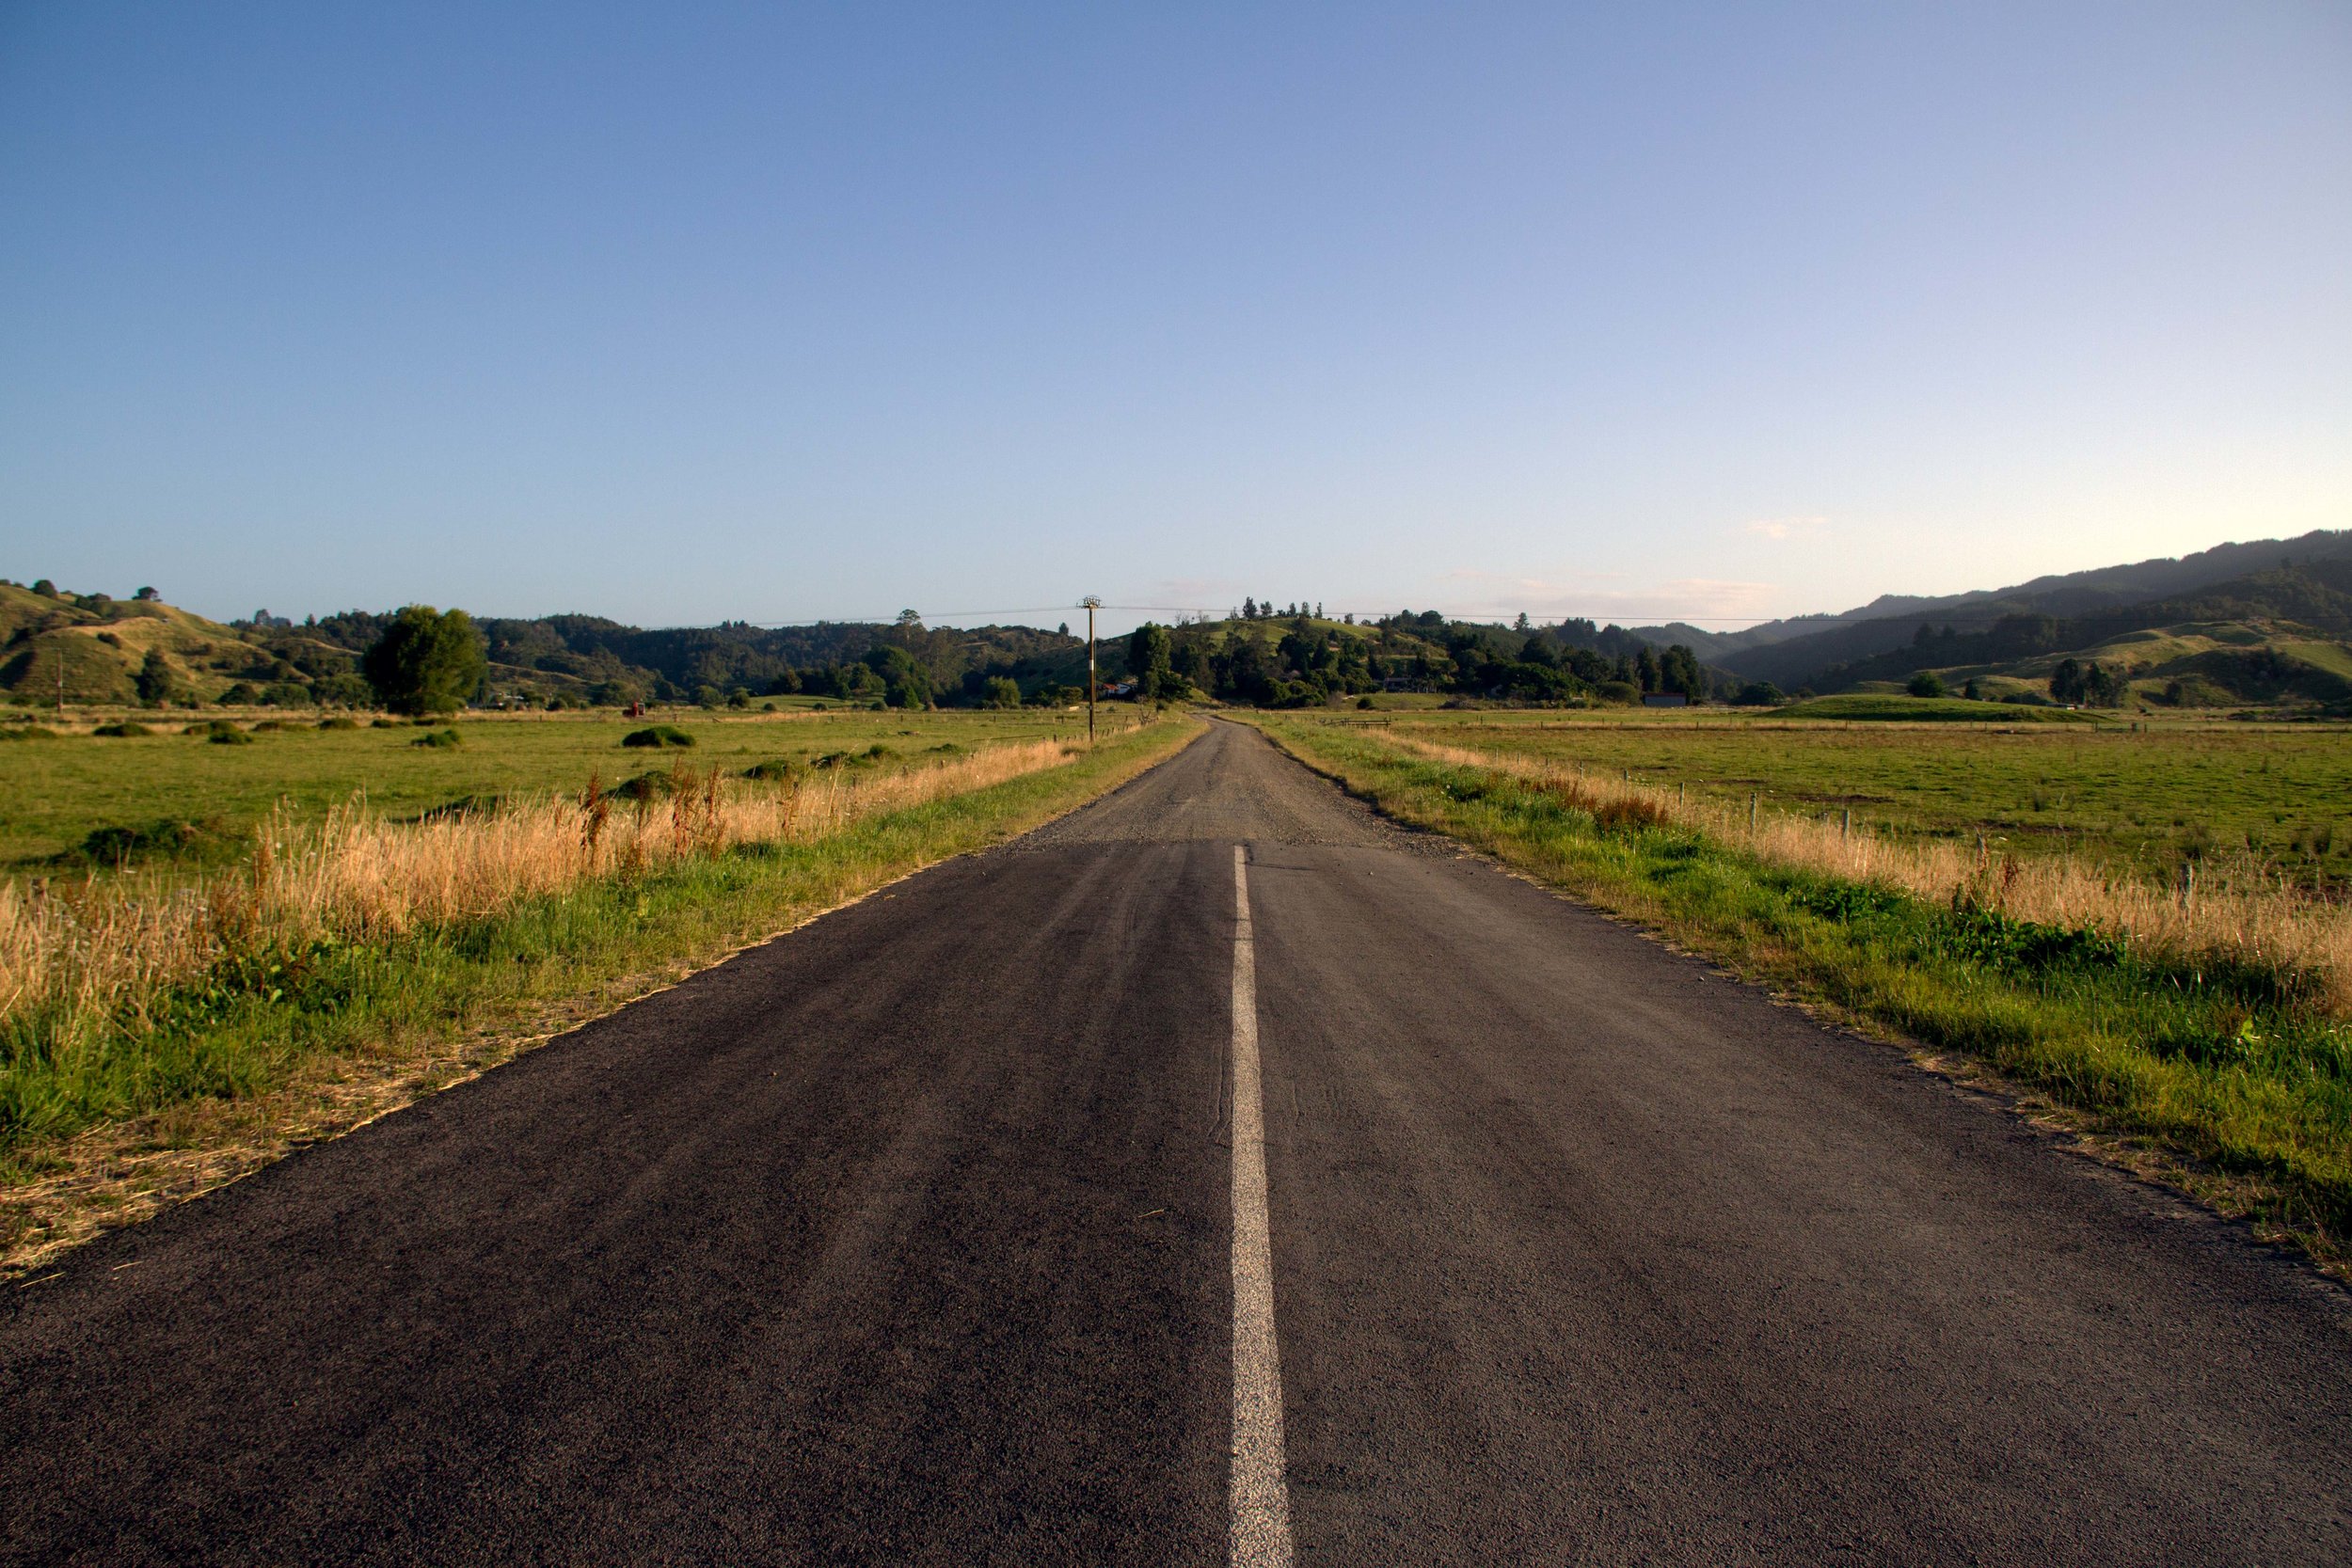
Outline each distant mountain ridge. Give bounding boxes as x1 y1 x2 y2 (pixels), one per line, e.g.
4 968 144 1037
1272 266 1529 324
1813 557 2352 706
1670 529 2352 689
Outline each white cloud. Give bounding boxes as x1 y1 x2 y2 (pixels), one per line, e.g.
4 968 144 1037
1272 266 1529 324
1745 515 1828 542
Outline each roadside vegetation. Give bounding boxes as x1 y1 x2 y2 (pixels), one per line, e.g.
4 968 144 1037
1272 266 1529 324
0 709 1191 1270
1251 711 2352 1270
1343 710 2352 887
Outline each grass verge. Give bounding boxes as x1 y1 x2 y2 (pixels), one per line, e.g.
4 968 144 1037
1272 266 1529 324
1249 714 2351 1275
3 714 1202 1275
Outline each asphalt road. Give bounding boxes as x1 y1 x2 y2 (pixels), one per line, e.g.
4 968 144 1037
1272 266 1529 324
4 721 2347 1565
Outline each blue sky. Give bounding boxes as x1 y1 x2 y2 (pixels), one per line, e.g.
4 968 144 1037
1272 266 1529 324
4 2 2347 633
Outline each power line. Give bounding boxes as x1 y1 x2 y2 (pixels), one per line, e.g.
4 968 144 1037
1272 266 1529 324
733 605 1792 627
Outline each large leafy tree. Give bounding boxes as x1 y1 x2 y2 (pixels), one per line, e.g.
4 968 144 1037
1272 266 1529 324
862 644 932 708
1127 622 1175 697
1659 643 1706 700
361 605 487 714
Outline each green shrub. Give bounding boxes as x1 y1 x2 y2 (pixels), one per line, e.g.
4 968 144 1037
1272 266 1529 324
411 728 462 749
621 725 695 749
92 721 154 737
204 721 253 746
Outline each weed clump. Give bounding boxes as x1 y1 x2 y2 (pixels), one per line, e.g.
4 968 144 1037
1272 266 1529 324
622 725 695 749
741 758 802 783
411 728 462 749
318 717 358 730
1 726 59 742
198 721 253 746
370 719 399 729
605 769 677 802
66 818 221 867
92 721 153 738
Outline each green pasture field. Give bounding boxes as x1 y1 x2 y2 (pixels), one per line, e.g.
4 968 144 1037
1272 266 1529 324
1335 709 2352 887
1771 693 2093 722
0 706 1120 872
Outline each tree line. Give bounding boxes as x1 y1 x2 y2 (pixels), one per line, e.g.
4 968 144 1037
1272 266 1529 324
1121 610 1713 707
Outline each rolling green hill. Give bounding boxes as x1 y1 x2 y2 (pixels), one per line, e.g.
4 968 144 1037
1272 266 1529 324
0 582 353 707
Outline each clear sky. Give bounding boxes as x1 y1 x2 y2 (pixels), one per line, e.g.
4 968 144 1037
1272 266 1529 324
4 3 2347 634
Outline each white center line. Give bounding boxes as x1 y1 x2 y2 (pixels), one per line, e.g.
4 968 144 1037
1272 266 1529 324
1229 844 1295 1568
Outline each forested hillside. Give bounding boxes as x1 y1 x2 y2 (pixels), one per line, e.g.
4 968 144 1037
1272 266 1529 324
0 583 1097 710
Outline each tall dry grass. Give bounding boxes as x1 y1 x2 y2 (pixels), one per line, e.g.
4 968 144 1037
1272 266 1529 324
0 739 1080 1040
1385 734 2352 1015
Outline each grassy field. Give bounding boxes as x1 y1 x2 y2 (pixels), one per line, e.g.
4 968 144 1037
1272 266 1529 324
1 710 1196 1270
1331 709 2352 887
1770 692 2096 722
0 706 1123 871
1252 710 2352 1271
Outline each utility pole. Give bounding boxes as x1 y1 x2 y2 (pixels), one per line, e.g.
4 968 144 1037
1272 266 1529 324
1081 595 1102 744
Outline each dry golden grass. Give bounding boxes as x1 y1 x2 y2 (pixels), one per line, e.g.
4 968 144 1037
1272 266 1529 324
0 738 1080 1042
1389 735 2352 1015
